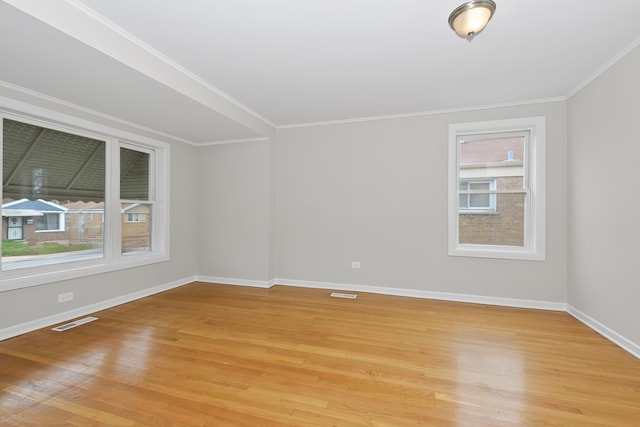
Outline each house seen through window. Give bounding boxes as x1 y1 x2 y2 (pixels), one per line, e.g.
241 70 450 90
458 135 525 246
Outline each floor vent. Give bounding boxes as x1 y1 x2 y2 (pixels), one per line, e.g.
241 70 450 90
330 292 358 299
51 316 99 332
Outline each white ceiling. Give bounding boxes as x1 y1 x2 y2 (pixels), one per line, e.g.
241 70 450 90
1 0 640 144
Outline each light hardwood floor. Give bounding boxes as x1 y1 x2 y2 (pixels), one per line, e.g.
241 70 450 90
1 282 639 426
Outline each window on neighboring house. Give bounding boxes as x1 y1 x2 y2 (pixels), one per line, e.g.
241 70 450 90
459 179 496 212
448 117 545 260
126 213 141 223
1 108 169 291
35 212 64 231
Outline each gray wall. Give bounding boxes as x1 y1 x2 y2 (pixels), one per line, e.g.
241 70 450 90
276 101 568 303
196 140 273 282
567 45 640 345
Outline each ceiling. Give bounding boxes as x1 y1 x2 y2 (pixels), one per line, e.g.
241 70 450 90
1 1 640 145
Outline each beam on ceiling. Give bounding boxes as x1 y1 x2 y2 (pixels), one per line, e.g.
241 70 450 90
3 0 276 140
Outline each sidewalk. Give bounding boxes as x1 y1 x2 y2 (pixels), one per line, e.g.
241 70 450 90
2 248 103 270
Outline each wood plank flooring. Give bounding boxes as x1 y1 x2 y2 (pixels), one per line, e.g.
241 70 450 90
1 282 639 426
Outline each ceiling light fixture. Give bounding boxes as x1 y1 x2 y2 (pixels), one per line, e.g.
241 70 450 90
448 0 496 42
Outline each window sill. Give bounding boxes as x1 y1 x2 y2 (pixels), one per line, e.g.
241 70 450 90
449 244 545 261
0 252 169 292
458 210 499 215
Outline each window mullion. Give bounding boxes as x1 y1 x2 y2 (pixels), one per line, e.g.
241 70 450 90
105 138 121 262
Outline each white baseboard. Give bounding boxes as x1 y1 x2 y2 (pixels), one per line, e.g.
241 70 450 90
274 278 567 311
195 275 272 288
567 305 640 359
0 276 195 342
4 274 637 360
192 278 639 359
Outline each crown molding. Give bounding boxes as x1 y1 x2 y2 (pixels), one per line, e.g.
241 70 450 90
198 137 270 147
276 97 567 130
567 35 640 99
0 79 195 145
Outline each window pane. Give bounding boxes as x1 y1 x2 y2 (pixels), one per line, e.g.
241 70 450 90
457 135 525 243
459 136 525 188
469 193 491 208
120 147 149 200
459 193 526 246
2 119 105 271
35 213 60 230
469 182 490 191
459 136 524 168
120 146 152 254
121 203 151 253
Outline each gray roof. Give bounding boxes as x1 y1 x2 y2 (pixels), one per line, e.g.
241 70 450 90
2 198 65 212
2 198 65 217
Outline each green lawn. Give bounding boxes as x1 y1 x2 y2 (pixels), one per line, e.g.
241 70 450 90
2 240 94 257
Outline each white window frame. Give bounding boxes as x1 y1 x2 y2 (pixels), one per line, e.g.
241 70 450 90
448 117 545 261
0 98 170 292
120 142 156 255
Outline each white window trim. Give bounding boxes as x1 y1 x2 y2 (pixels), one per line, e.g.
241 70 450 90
448 117 545 261
0 97 170 292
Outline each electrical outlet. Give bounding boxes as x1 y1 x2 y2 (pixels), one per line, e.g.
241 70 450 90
58 292 74 303
351 261 361 269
